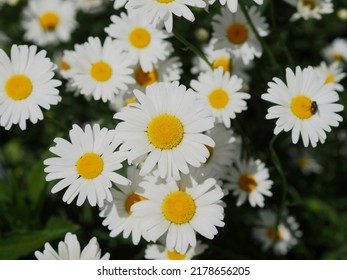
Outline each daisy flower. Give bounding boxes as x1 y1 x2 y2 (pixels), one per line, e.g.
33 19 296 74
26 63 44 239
70 36 135 102
0 0 19 7
99 166 148 245
111 0 127 9
296 153 323 175
198 124 237 180
190 67 250 128
314 61 346 92
283 0 333 21
109 56 183 111
114 81 215 180
125 0 206 33
21 0 78 46
0 45 61 130
105 12 172 72
212 6 269 65
75 0 104 13
145 239 208 260
131 172 225 254
44 123 130 207
252 209 302 255
261 66 344 148
224 158 273 207
35 232 110 260
191 39 252 82
322 38 347 63
207 0 263 13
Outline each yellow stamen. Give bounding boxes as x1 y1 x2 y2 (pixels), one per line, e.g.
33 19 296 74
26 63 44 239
208 88 229 109
290 95 313 120
125 193 147 215
129 27 151 49
324 74 335 84
76 153 104 179
267 227 283 241
5 74 33 101
227 23 248 45
166 250 187 260
239 173 257 192
90 61 112 82
213 57 232 73
39 12 59 31
135 67 158 87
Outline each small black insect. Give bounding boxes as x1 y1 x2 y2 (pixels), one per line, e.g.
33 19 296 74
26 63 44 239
311 101 318 115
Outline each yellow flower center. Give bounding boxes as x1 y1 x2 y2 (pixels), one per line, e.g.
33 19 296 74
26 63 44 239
298 158 309 168
162 191 196 224
302 0 316 9
125 96 137 105
60 60 71 71
290 95 313 120
239 173 257 192
39 11 60 31
5 74 33 100
129 27 151 49
135 67 158 86
76 153 104 179
156 0 174 3
90 61 112 82
147 114 184 150
227 23 249 45
125 193 147 215
324 74 335 84
213 57 232 73
208 88 229 109
267 227 283 241
166 250 187 260
332 52 343 61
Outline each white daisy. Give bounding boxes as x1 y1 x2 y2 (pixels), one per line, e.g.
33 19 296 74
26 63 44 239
207 0 263 13
35 232 110 260
322 38 347 63
21 0 78 46
131 172 225 254
224 158 273 207
0 0 19 7
191 38 252 82
125 0 206 33
114 81 215 180
145 239 208 260
314 61 346 92
212 6 269 65
198 124 237 180
0 45 62 130
105 12 172 72
44 123 130 207
252 209 302 255
99 166 148 245
111 0 127 9
190 67 250 128
283 0 333 21
75 0 104 13
296 153 323 175
109 56 183 111
70 36 135 102
261 66 344 148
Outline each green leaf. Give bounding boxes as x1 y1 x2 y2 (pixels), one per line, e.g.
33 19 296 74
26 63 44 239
27 161 47 209
0 217 79 260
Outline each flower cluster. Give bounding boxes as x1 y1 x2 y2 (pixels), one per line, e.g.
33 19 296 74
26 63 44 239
0 0 346 260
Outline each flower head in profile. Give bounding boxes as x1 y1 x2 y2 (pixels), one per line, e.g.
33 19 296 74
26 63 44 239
145 239 208 260
125 0 206 33
21 0 78 46
322 38 347 63
105 12 172 72
0 45 61 130
262 66 344 148
212 6 269 64
131 171 225 254
283 0 333 21
35 232 110 260
114 81 215 180
44 124 130 207
314 61 346 92
252 210 302 255
75 0 104 13
99 166 148 245
190 67 250 128
224 158 273 207
69 37 135 102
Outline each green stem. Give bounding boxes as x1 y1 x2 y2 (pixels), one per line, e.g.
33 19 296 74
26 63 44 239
239 0 280 70
172 27 213 70
44 111 67 131
269 134 288 235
